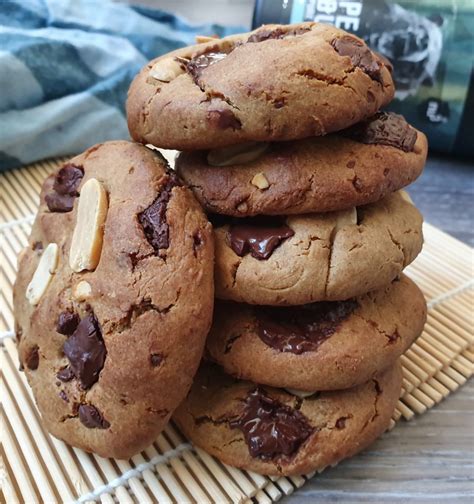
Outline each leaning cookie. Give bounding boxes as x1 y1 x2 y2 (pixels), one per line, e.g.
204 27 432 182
173 361 402 476
176 112 427 216
207 275 426 391
127 22 394 150
13 141 214 459
214 191 422 305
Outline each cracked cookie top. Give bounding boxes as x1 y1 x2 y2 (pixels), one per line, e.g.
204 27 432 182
127 22 394 150
206 275 426 391
172 360 403 476
175 113 427 217
13 141 214 459
213 191 423 306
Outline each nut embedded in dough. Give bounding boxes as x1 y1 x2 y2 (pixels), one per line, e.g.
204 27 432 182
251 172 270 190
26 243 59 305
149 57 185 83
73 280 92 301
207 142 269 167
69 178 108 273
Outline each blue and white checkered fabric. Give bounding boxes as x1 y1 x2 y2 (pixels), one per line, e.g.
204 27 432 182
0 0 242 171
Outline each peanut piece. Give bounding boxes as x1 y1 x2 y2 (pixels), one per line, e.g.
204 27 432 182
207 142 269 167
26 243 59 305
196 35 219 44
399 190 414 205
251 172 270 190
149 57 185 82
73 280 92 301
285 388 317 398
69 178 108 273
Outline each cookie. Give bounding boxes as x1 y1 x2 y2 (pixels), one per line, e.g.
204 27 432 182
213 191 422 305
206 275 425 391
173 361 402 476
127 22 394 150
13 141 214 459
175 112 427 216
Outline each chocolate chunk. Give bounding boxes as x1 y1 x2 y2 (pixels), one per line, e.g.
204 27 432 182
45 164 84 212
57 366 75 382
230 388 313 460
331 36 382 83
335 416 348 429
229 217 294 260
63 313 106 389
150 353 163 367
25 345 39 370
187 52 227 81
247 26 310 43
258 299 359 354
207 109 242 130
342 112 417 152
56 311 80 336
59 390 69 402
78 404 110 429
139 172 180 252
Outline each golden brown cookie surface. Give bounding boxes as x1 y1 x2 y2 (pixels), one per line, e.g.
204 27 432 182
13 141 214 459
207 275 426 390
176 113 427 216
127 23 394 150
173 361 402 476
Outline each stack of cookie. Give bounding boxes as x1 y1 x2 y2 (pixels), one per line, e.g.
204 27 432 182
127 22 428 475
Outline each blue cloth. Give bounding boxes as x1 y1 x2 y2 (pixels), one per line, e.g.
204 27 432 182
0 0 243 171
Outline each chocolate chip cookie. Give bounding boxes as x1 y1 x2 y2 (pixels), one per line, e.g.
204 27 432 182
173 360 402 476
13 141 214 459
176 113 427 216
206 275 425 391
214 191 422 305
127 22 394 150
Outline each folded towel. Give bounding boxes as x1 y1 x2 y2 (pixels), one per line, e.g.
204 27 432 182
0 0 242 171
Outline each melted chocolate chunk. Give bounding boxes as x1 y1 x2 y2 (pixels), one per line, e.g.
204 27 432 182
78 404 110 429
331 36 382 83
229 217 294 260
207 108 242 130
247 26 310 43
25 345 39 370
45 164 84 212
139 172 180 252
59 390 69 403
258 300 359 354
57 366 75 382
187 52 227 81
342 112 417 152
230 388 313 460
63 313 106 389
56 311 80 336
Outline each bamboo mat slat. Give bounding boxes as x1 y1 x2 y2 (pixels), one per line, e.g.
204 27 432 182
0 158 473 504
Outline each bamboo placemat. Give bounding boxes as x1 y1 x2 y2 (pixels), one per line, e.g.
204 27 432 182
1 157 473 504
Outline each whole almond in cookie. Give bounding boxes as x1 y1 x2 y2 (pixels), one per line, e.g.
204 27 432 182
13 141 214 459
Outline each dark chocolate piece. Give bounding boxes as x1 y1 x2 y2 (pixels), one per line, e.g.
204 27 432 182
63 313 106 389
342 112 417 152
150 353 163 367
25 345 39 370
138 172 180 252
187 52 227 81
229 217 294 260
207 108 242 130
45 164 84 212
59 390 69 402
331 36 382 83
230 388 313 460
56 311 80 336
258 299 359 354
78 404 110 429
57 366 75 382
247 26 310 43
